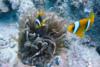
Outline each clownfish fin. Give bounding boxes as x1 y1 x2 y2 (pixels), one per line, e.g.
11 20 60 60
77 32 85 38
41 18 48 26
37 9 45 17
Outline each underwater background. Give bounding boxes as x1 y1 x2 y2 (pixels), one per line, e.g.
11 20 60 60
0 0 100 67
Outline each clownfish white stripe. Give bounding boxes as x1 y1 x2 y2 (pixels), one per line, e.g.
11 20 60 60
85 19 90 31
73 21 80 34
35 19 41 25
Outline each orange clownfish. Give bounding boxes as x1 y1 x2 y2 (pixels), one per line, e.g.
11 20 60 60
67 11 95 38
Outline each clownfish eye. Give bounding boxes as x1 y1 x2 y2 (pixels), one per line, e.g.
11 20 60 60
72 25 75 31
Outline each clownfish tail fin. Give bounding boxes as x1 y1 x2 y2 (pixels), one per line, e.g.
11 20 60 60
89 11 95 19
88 11 95 25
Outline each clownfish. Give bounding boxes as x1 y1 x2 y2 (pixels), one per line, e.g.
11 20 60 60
34 10 48 29
67 11 95 38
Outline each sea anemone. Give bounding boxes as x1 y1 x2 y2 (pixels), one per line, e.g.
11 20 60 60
18 10 67 66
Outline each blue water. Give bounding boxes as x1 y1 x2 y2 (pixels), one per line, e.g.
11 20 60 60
87 16 100 45
0 10 18 24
